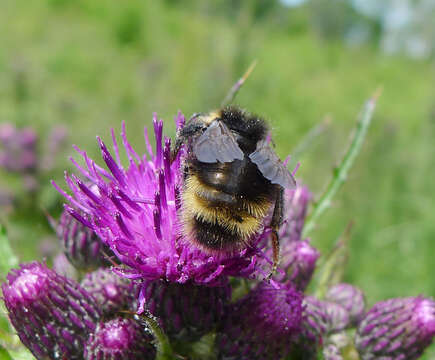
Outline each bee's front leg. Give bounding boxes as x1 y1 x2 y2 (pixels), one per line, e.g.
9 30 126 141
267 186 284 280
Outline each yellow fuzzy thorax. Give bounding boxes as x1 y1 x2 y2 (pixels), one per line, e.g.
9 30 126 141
182 175 273 238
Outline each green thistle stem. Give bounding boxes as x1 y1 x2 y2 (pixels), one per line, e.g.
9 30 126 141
302 89 381 238
221 60 257 107
137 312 177 360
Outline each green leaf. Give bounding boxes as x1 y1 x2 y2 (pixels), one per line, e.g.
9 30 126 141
0 346 13 360
6 349 35 360
0 225 18 277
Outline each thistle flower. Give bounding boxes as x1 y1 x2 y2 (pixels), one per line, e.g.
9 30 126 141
58 208 114 271
355 296 435 360
84 317 155 360
323 301 350 332
301 296 329 343
279 185 311 242
216 282 303 359
300 297 349 346
81 268 140 316
1 262 100 359
53 114 267 288
53 252 78 280
142 280 231 341
0 123 37 173
323 331 352 360
326 283 366 325
276 239 319 290
323 344 343 360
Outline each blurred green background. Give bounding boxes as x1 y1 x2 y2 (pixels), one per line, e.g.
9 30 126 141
0 0 434 356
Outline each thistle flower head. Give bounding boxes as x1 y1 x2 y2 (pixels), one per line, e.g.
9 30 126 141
323 344 343 360
279 185 311 242
0 123 37 173
52 252 78 280
84 317 155 360
276 239 319 290
57 208 114 271
301 296 330 343
81 268 140 316
323 300 350 332
355 296 435 360
217 282 304 359
142 280 231 341
326 283 366 325
54 114 269 288
1 262 100 359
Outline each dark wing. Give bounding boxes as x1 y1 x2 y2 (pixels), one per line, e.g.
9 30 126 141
249 140 296 188
193 120 244 163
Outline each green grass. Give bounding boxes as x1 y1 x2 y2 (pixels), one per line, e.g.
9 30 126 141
0 0 434 357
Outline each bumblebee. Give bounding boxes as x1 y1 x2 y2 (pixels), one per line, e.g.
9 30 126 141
171 106 296 275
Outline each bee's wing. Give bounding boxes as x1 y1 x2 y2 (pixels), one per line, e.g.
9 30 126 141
193 120 244 163
249 140 296 189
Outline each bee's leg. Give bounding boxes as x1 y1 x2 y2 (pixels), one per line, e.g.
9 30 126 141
170 121 204 163
267 186 284 280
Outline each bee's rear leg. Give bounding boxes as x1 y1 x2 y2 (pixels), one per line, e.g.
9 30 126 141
267 186 284 280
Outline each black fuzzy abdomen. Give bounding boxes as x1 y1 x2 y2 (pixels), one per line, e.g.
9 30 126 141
184 157 275 252
192 157 273 202
193 217 241 250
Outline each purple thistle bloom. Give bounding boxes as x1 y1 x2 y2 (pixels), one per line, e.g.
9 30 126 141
355 296 435 360
142 280 231 341
84 317 155 360
53 114 268 289
2 262 100 360
0 123 38 173
275 239 319 291
216 282 304 359
279 185 311 242
326 283 366 326
58 207 114 271
81 268 140 316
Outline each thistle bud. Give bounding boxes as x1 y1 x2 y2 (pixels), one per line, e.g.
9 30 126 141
302 296 329 343
58 208 113 271
216 282 303 359
323 344 343 360
279 186 311 242
355 297 435 360
277 239 319 290
84 317 155 360
2 262 100 359
326 283 365 325
323 301 350 332
53 252 78 280
81 268 140 316
143 281 231 342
